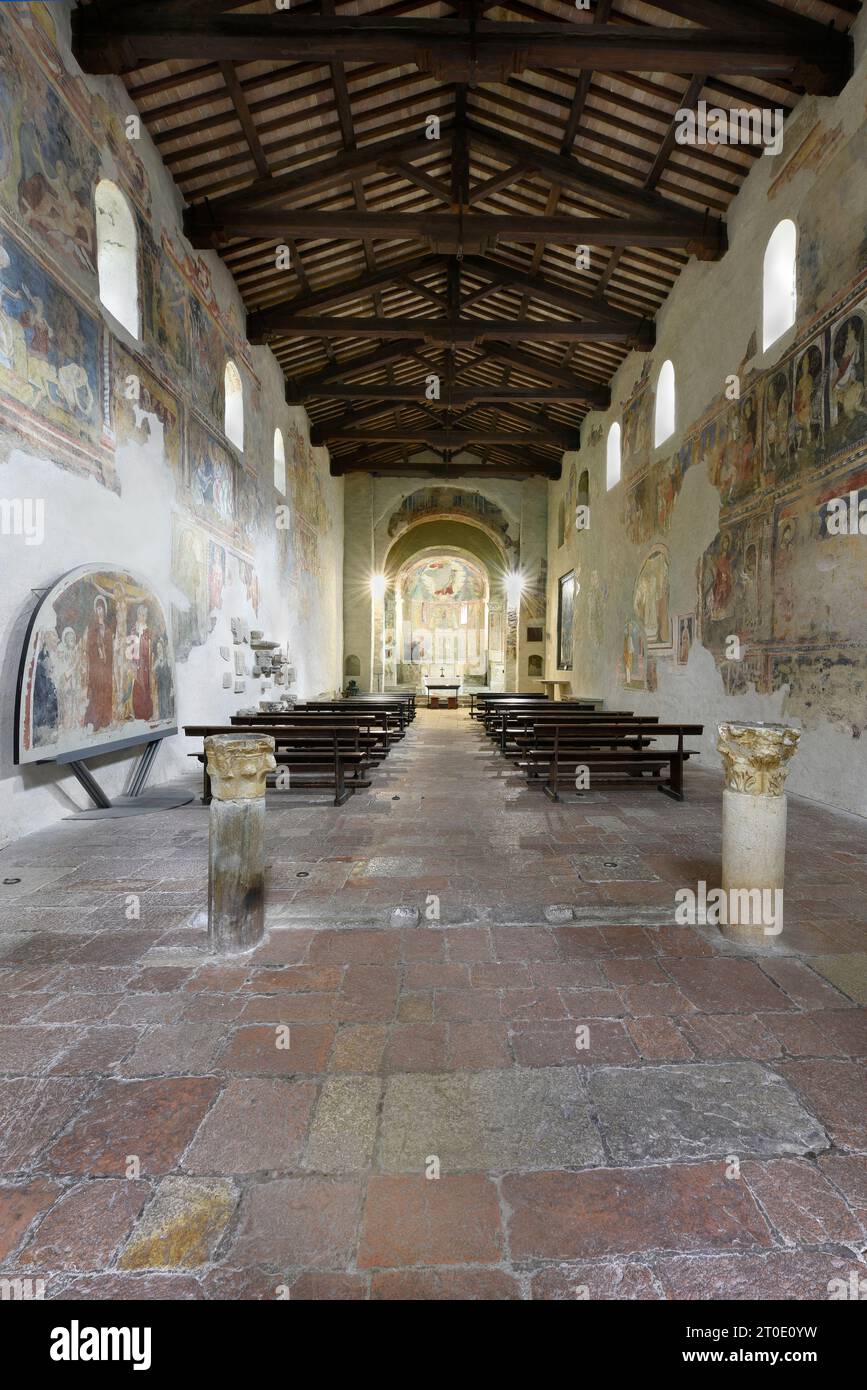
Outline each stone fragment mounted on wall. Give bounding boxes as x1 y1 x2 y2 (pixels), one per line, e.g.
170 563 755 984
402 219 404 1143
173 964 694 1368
234 679 245 694
222 672 232 689
230 617 247 644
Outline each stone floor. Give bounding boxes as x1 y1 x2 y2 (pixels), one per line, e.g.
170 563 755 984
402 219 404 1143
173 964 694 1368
0 707 865 1300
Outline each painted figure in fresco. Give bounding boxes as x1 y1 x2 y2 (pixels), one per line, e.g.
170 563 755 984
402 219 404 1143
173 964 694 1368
84 596 114 731
154 637 173 721
793 346 824 455
678 617 692 665
765 373 793 471
208 542 225 614
709 533 734 619
634 549 670 644
832 318 864 421
624 623 635 685
130 603 154 721
33 634 59 738
56 626 85 732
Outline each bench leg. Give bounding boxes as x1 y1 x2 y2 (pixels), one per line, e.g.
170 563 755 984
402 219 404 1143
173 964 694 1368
658 752 684 801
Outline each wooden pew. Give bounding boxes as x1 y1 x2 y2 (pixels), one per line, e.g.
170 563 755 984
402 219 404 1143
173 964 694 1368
520 721 704 802
499 710 654 757
230 711 391 757
184 723 373 806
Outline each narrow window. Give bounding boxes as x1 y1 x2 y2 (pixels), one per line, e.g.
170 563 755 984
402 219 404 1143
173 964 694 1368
95 179 139 338
274 427 286 493
654 360 675 448
763 219 797 351
606 422 621 489
224 360 244 451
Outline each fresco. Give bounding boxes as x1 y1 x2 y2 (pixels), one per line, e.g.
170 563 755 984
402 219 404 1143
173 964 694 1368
0 29 99 278
171 516 209 660
398 556 487 676
190 295 226 423
620 617 646 690
557 571 575 671
0 225 104 459
141 225 191 379
387 486 517 554
111 341 182 478
16 565 175 764
187 416 236 538
634 545 671 649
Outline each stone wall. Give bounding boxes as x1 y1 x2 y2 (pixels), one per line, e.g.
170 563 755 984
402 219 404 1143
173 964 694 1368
545 10 867 819
0 4 343 846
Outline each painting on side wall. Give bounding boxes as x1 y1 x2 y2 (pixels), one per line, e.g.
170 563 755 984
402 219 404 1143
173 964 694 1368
0 225 104 458
634 545 671 650
141 226 191 379
556 571 575 671
111 340 182 480
187 416 235 539
171 516 208 660
0 30 99 277
621 617 646 690
677 614 695 665
15 565 175 764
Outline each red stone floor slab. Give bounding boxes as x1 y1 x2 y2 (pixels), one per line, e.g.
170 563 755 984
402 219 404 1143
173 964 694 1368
0 708 864 1299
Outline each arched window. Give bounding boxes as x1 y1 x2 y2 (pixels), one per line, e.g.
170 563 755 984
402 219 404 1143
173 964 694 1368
654 359 676 448
606 422 621 490
274 428 286 494
763 219 797 351
224 360 244 451
95 179 139 337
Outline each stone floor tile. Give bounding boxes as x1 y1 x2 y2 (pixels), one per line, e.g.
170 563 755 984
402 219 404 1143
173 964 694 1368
43 1077 221 1176
504 1164 772 1259
654 1251 858 1300
220 1024 334 1075
183 1078 317 1173
625 1016 693 1062
229 1178 361 1267
118 1177 237 1269
0 1179 61 1261
304 1075 380 1171
529 1261 662 1300
370 1267 519 1299
0 1078 94 1173
588 1062 828 1163
512 1020 636 1067
665 959 797 1014
18 1179 150 1270
778 1060 867 1149
742 1158 862 1244
359 1174 502 1268
329 1024 388 1073
378 1067 604 1171
808 953 867 1005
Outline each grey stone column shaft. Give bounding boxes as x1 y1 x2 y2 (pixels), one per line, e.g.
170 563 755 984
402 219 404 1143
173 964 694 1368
205 734 276 955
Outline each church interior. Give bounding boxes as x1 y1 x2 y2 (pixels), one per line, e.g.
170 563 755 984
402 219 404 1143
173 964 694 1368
0 0 866 1312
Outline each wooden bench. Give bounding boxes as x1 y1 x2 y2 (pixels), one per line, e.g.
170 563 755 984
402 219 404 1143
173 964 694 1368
500 710 655 757
230 711 392 757
519 722 704 802
184 724 373 806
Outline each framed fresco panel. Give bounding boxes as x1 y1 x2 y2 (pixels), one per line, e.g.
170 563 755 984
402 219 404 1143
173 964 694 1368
557 571 575 671
15 565 176 765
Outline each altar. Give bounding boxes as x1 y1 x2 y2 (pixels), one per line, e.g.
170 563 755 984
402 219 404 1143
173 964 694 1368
426 682 460 709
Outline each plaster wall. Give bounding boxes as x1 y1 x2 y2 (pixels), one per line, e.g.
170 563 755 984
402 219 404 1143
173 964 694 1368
0 4 343 847
546 11 867 817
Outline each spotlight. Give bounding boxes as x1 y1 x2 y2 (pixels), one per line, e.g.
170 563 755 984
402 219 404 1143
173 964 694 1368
504 571 524 609
370 574 387 599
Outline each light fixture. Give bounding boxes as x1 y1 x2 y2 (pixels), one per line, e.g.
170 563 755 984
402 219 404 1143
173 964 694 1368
370 573 387 599
504 570 525 610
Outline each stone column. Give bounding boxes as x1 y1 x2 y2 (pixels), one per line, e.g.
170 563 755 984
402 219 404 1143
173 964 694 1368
717 721 800 943
205 734 276 955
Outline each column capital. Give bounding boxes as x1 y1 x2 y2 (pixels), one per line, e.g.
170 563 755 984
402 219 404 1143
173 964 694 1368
717 721 800 797
205 734 276 800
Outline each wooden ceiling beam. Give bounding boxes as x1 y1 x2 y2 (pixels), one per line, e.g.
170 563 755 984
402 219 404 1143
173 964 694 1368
295 383 606 405
249 313 651 343
314 425 569 446
247 254 441 338
284 341 429 399
185 208 726 258
459 254 654 345
72 13 852 95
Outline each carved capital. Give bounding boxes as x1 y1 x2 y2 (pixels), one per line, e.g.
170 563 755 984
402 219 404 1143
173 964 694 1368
717 721 800 797
205 734 276 800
